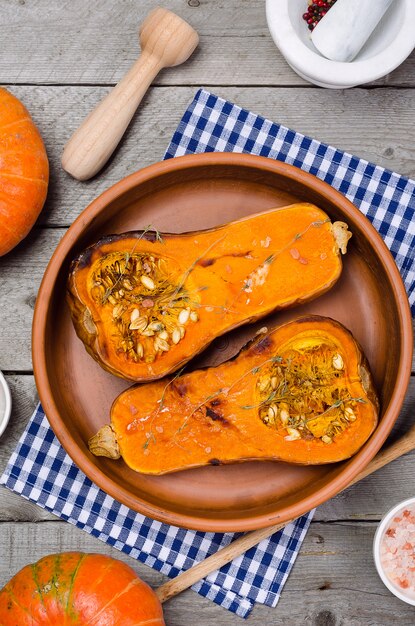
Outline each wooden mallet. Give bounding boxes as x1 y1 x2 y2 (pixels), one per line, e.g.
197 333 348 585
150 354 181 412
61 8 199 181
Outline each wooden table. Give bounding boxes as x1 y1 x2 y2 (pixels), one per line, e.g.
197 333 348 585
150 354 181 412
1 1 414 623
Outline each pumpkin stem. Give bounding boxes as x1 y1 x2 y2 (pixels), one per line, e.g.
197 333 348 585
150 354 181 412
332 221 352 255
88 425 121 459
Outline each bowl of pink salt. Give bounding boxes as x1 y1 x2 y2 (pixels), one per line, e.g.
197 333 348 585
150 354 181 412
374 497 415 605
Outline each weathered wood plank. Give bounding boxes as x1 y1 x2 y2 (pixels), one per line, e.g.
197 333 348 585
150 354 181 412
0 0 414 87
1 373 414 523
1 520 414 625
1 85 415 230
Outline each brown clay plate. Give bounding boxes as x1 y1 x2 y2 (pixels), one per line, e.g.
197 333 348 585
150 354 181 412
32 153 413 531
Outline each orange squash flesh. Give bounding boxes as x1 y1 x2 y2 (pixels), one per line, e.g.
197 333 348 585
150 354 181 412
89 316 379 474
68 203 350 381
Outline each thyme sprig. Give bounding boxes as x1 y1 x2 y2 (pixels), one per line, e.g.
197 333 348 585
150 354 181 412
234 218 330 303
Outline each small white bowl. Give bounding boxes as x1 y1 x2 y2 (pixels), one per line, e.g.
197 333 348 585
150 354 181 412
266 0 415 88
373 496 415 605
0 370 12 438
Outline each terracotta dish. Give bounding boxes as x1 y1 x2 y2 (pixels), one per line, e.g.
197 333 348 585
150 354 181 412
32 153 412 531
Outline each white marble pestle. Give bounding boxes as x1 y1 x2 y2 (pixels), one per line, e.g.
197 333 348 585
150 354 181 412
311 0 396 63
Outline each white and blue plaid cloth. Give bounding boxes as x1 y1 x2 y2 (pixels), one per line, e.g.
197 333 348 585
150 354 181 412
1 89 414 618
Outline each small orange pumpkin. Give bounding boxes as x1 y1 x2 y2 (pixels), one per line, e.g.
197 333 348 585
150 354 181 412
0 87 49 256
0 552 165 625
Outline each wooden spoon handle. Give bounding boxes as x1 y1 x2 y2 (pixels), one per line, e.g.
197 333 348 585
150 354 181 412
61 50 162 181
155 427 415 604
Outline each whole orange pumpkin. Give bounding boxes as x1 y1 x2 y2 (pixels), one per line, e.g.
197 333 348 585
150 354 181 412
0 552 165 625
0 87 49 256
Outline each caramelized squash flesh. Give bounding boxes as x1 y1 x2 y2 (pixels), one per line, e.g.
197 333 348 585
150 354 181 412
89 316 379 474
67 203 350 381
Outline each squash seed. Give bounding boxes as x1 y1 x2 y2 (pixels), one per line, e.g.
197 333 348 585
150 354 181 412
148 321 164 332
130 308 140 322
280 409 289 424
172 329 181 344
332 353 344 370
158 330 169 340
178 309 190 325
322 435 333 444
190 311 198 322
344 407 356 421
285 428 301 441
141 328 155 337
154 337 170 352
130 317 148 332
112 304 124 318
123 278 134 291
140 275 155 290
258 376 270 392
136 342 144 358
268 405 278 422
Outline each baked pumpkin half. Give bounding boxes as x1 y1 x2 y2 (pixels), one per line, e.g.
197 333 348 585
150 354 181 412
89 316 379 474
67 203 351 381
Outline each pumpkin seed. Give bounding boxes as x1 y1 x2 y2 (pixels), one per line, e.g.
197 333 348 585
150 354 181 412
190 311 198 322
280 408 289 424
154 337 170 352
136 342 144 358
148 321 164 332
141 328 155 337
271 376 278 390
130 308 140 322
179 325 186 339
123 278 134 291
344 407 356 421
140 275 155 290
332 353 344 370
285 427 301 441
172 329 181 344
113 304 123 318
108 295 116 305
130 317 148 332
322 435 332 444
268 405 278 422
258 376 270 392
178 308 190 325
158 330 169 340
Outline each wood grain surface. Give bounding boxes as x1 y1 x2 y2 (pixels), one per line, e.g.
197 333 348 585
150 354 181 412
0 1 414 624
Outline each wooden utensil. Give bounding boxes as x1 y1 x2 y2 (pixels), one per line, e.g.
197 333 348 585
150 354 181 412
61 8 199 181
155 424 415 603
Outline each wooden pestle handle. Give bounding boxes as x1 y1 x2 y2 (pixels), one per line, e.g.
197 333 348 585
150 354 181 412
61 8 198 181
155 425 415 604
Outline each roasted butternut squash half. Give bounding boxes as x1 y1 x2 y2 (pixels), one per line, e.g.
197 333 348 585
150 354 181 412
67 203 351 381
89 316 379 473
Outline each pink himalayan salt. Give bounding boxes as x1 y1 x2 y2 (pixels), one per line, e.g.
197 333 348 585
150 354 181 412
380 504 415 598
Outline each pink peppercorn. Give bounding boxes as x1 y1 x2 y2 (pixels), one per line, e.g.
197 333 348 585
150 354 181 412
302 0 338 31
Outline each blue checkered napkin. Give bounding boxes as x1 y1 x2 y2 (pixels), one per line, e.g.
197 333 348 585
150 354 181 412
0 406 312 618
166 89 415 313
